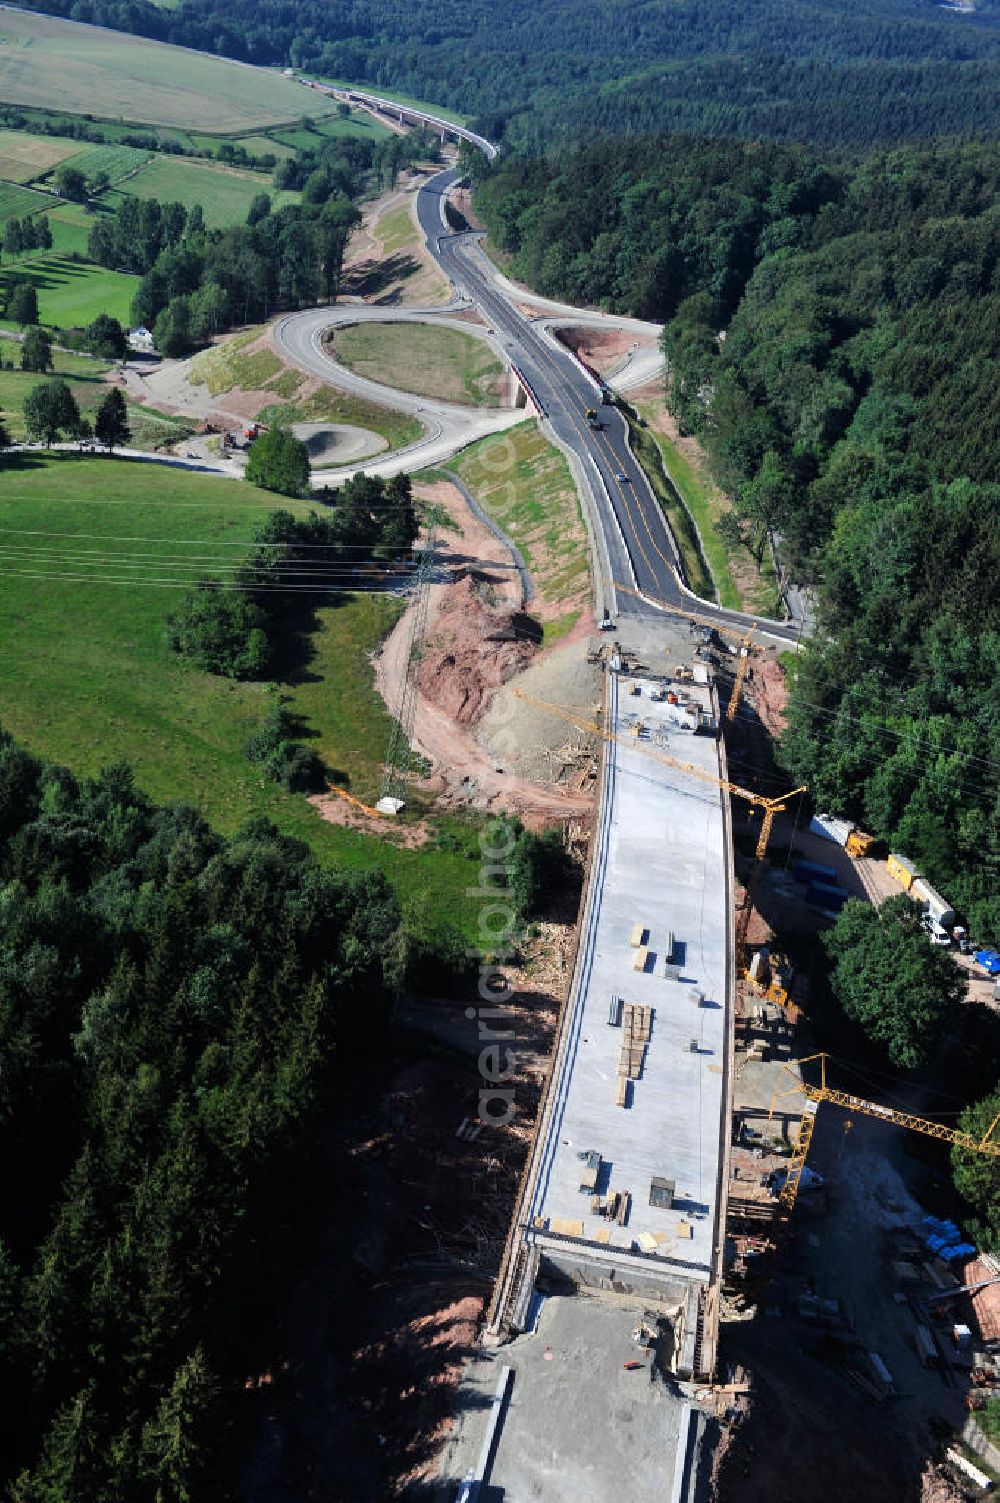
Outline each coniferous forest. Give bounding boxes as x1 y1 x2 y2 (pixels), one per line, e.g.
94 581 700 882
475 136 1000 944
0 742 404 1497
24 0 1000 147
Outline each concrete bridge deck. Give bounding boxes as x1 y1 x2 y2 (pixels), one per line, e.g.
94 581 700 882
491 620 734 1387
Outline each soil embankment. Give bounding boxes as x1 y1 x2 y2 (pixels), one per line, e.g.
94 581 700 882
373 478 599 819
555 323 658 382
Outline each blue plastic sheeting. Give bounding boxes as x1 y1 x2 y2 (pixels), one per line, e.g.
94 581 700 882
794 859 839 881
806 884 847 911
923 1216 961 1239
974 949 1000 975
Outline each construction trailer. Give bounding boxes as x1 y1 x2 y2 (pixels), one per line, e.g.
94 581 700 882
808 816 875 856
887 852 920 891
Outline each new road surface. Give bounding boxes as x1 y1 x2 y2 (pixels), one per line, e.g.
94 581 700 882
416 167 798 643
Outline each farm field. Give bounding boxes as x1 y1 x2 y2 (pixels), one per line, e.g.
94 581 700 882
0 128 80 183
0 182 49 223
42 202 94 257
269 113 393 150
0 453 481 928
313 112 395 140
0 252 138 328
233 133 296 161
328 321 506 406
0 9 340 130
107 156 296 227
53 143 152 187
270 128 324 151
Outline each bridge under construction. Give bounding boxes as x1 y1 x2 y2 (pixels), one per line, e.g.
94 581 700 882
489 621 736 1382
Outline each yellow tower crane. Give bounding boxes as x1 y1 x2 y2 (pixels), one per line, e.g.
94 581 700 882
726 630 757 723
510 687 805 966
769 1052 1000 1218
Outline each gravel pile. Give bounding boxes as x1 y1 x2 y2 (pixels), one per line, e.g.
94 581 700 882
476 635 605 784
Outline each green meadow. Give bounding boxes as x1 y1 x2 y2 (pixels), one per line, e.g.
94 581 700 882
0 453 482 930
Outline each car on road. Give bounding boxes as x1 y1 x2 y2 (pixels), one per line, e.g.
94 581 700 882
974 948 1000 975
615 470 630 483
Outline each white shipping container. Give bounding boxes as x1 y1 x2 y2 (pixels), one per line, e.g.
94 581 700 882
911 877 956 929
809 813 853 846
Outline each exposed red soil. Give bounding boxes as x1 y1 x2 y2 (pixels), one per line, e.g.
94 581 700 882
751 655 790 737
373 481 594 818
417 574 536 724
555 323 656 377
306 790 432 843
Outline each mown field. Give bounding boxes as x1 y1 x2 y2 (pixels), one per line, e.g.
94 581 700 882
0 351 189 449
269 109 393 150
42 202 94 257
0 350 112 437
329 320 506 406
0 252 138 328
0 182 49 223
234 133 297 161
0 453 482 928
0 8 340 130
107 155 296 227
0 128 80 183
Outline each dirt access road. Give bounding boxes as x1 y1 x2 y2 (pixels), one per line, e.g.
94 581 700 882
718 1106 971 1503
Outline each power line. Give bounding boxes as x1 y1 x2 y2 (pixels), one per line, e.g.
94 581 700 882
0 526 426 551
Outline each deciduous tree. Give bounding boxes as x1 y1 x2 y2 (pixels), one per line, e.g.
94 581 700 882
824 895 965 1067
245 424 309 497
23 380 81 447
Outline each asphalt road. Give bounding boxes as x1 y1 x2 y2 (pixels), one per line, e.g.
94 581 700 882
270 304 524 478
417 167 799 644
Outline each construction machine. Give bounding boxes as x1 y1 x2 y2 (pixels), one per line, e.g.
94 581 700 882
769 1052 1000 1218
611 582 761 720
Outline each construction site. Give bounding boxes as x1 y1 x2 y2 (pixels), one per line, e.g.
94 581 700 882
238 252 1000 1494
300 470 1000 1499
